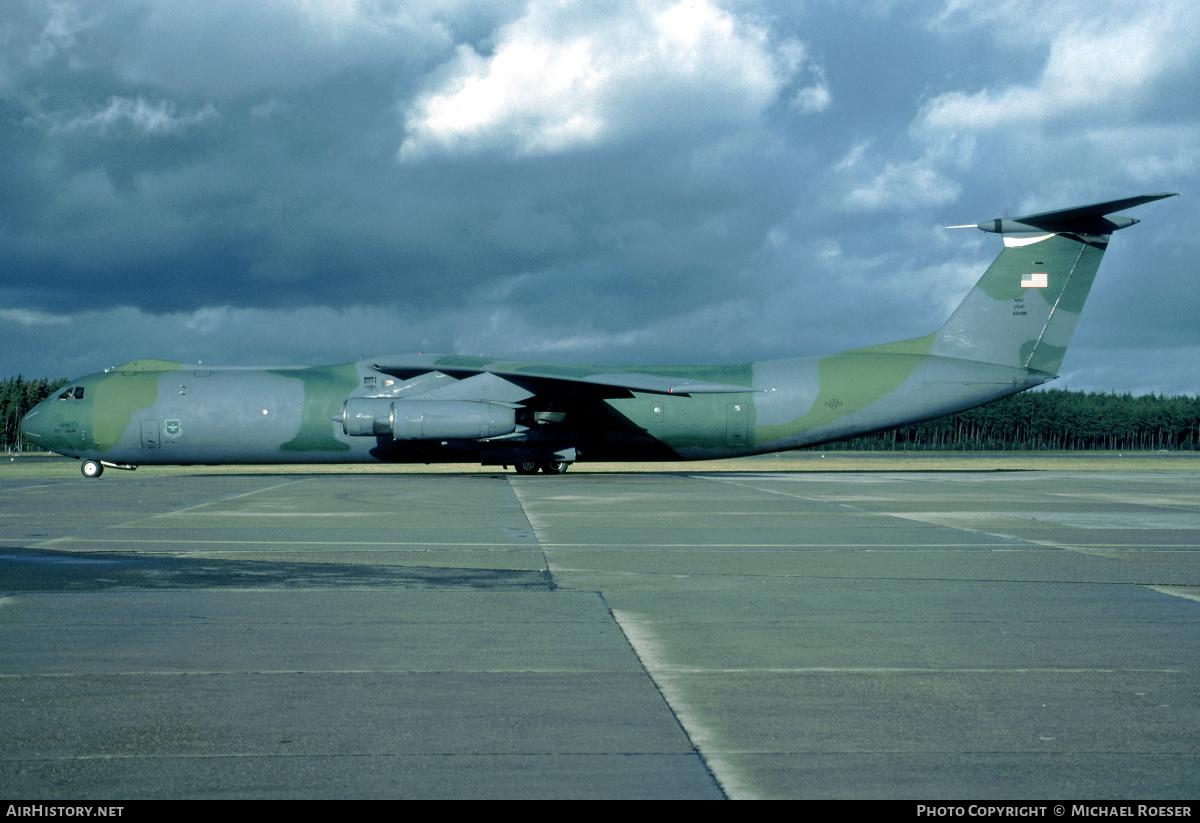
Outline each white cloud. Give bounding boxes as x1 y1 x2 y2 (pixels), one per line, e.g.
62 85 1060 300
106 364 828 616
781 39 830 115
929 0 1087 39
1080 124 1200 185
0 308 71 326
792 80 831 115
44 95 217 136
836 137 971 213
183 307 231 335
843 157 960 212
25 0 96 66
918 3 1200 132
399 0 823 160
13 0 472 98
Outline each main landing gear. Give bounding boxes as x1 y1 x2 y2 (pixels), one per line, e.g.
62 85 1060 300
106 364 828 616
513 460 570 475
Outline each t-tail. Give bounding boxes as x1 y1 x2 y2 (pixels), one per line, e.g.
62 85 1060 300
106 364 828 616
930 193 1177 374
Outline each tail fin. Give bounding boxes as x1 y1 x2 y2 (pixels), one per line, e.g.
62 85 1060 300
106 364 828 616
930 193 1176 373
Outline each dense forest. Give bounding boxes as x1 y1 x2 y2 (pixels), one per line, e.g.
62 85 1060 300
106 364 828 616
826 389 1200 451
2 375 1198 453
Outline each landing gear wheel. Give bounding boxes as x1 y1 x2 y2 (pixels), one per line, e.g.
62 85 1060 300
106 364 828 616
514 460 541 475
81 460 104 478
540 460 569 474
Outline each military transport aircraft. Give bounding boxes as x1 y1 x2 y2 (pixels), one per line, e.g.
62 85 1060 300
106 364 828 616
20 193 1176 477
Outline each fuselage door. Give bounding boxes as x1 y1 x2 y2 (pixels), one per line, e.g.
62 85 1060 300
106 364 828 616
141 419 160 449
726 403 747 447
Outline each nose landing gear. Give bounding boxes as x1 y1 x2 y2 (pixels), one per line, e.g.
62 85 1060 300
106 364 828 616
79 460 136 478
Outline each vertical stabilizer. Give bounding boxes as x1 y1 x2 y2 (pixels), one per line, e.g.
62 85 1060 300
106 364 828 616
931 193 1176 373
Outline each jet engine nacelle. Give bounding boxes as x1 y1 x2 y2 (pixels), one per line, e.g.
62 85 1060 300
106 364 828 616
391 400 516 440
339 398 517 440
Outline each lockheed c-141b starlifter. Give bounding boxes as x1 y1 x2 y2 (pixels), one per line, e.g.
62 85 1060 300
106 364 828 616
20 193 1177 477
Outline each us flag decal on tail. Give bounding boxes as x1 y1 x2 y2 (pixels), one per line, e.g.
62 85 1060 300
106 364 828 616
1020 272 1048 288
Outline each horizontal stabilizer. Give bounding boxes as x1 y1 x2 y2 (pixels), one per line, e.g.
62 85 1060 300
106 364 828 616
964 192 1177 235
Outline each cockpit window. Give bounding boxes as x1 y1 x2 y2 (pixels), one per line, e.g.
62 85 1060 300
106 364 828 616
58 387 85 400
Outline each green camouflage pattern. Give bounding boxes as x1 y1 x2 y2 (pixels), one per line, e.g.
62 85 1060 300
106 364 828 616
20 194 1174 475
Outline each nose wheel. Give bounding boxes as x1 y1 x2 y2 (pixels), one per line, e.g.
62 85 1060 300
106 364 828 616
81 459 104 478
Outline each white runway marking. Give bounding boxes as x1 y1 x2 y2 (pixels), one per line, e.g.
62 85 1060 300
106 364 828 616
612 610 754 801
1146 585 1200 603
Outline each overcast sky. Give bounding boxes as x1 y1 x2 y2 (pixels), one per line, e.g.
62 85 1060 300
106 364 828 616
1 0 1195 394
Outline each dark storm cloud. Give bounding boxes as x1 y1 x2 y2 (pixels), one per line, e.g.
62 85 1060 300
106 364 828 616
1 0 1196 395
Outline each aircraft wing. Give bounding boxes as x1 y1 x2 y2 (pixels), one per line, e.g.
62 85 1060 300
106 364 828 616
372 356 760 396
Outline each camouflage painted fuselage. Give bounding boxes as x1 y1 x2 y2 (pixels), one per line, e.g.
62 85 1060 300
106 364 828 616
21 193 1176 473
20 346 1049 467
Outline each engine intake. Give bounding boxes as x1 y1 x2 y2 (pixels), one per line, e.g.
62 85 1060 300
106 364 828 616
340 398 394 436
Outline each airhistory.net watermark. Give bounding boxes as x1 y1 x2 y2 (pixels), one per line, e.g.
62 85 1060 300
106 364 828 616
6 808 123 818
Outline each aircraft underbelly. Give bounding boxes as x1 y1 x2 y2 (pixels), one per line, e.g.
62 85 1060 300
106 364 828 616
752 357 1048 452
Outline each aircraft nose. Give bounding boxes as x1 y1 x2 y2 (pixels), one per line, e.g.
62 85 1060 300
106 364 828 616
19 406 47 448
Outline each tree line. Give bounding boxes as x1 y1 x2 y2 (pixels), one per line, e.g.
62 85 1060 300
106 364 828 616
2 375 68 452
2 374 1198 452
826 389 1200 451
